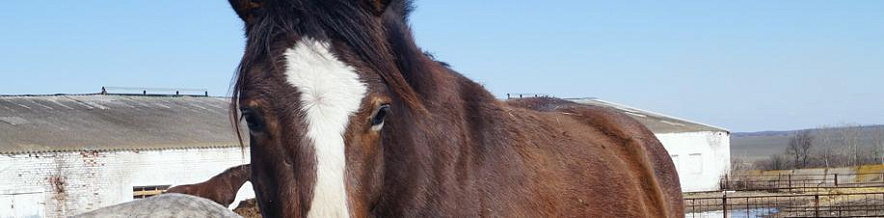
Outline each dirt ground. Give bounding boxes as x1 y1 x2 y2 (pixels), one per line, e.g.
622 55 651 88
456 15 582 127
232 198 261 218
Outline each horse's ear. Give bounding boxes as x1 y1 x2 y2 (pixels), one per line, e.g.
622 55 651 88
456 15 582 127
229 0 264 24
365 0 393 16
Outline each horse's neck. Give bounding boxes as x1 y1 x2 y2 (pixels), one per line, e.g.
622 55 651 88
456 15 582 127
389 45 500 184
389 20 501 162
369 21 516 217
378 73 499 215
215 165 251 193
229 165 251 189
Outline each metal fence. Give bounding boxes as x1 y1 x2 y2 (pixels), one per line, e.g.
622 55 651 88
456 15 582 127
685 192 884 217
722 173 884 191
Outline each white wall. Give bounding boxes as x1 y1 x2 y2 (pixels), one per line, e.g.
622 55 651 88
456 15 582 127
0 147 254 218
655 131 730 192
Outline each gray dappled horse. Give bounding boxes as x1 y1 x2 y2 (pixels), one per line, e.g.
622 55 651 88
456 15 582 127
74 193 241 218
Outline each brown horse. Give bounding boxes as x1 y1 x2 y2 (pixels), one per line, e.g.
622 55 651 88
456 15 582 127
226 0 683 217
165 164 252 207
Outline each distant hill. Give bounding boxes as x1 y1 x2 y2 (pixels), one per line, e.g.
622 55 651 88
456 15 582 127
732 125 884 161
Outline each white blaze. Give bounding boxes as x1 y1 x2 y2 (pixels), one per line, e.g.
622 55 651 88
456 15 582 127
284 39 366 218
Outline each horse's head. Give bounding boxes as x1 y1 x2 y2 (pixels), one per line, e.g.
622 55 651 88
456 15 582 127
227 0 421 217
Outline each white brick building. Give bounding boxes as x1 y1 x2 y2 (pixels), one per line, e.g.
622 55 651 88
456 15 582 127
569 98 730 193
0 94 254 217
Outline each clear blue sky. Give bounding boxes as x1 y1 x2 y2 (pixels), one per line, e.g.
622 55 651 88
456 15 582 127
2 1 883 132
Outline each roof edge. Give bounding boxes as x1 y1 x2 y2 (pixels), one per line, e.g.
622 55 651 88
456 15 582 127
0 93 232 98
566 97 730 133
0 144 249 155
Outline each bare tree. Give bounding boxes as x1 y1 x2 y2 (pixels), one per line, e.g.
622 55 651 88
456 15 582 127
841 124 862 166
816 125 836 168
755 154 789 171
749 125 884 170
875 127 884 164
772 155 787 170
786 130 814 168
870 146 882 165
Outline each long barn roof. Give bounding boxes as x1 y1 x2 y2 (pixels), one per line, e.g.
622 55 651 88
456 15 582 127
0 94 246 154
0 94 725 154
567 98 729 134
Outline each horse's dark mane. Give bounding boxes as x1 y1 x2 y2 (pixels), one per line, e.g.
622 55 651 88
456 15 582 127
229 0 422 147
389 0 415 22
423 51 451 68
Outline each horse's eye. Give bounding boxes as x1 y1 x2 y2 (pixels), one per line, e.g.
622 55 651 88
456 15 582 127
241 108 265 133
370 104 390 130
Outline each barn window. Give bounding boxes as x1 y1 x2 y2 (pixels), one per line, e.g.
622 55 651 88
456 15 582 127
687 153 703 175
133 185 171 199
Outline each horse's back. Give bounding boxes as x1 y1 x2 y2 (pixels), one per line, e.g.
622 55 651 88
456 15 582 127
74 193 241 218
501 97 683 217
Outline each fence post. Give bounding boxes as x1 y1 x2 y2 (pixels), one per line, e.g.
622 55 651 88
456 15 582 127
722 194 728 218
788 174 792 189
814 194 820 217
835 174 839 187
691 199 695 217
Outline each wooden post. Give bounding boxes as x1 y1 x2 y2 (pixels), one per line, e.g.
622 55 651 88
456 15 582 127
835 174 839 187
814 194 820 217
691 199 695 216
788 174 792 189
777 173 782 189
722 192 728 218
